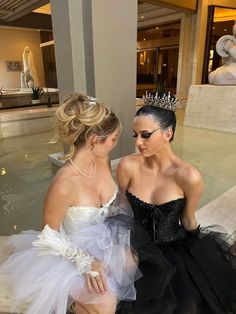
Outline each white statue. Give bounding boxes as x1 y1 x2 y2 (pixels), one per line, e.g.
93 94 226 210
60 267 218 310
20 46 39 90
209 21 236 85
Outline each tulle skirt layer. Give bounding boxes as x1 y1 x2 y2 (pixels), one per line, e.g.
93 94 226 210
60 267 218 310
118 225 236 314
0 215 138 314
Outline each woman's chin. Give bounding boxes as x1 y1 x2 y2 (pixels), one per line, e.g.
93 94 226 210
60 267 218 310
138 149 153 157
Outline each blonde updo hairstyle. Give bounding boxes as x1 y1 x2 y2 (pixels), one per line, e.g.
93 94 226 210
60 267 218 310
55 93 120 160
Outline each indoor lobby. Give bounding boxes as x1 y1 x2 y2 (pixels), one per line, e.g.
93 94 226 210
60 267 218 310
0 0 236 313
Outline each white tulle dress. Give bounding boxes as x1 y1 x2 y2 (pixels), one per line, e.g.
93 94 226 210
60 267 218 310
0 189 138 314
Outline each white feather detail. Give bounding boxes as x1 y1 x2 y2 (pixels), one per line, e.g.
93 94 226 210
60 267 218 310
32 224 97 276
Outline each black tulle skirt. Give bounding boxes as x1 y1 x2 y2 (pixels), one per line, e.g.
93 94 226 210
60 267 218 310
117 225 236 314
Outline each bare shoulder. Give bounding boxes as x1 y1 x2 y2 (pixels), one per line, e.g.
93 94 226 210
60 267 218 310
118 153 141 172
176 160 203 188
42 164 79 228
46 165 76 202
116 154 141 191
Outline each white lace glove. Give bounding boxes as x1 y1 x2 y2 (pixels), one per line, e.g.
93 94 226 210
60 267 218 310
32 224 99 277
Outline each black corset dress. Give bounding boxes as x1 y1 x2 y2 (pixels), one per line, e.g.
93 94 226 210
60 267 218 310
122 191 236 314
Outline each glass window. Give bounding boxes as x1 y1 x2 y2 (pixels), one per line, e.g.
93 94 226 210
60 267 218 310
137 23 180 97
136 46 179 97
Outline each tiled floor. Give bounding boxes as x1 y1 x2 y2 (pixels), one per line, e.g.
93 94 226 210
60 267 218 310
174 107 236 209
0 107 236 236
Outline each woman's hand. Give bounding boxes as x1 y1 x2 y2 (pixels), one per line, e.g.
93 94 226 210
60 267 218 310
85 259 108 294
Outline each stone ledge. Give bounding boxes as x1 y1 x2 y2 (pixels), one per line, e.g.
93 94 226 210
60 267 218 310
184 84 236 133
0 107 58 139
0 107 57 122
0 88 58 109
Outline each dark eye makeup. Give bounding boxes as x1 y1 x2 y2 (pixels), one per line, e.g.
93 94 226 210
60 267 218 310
132 128 160 139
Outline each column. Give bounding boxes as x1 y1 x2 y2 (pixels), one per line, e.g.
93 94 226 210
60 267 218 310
50 0 137 159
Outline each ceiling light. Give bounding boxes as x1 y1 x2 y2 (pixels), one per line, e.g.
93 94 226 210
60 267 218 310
33 4 51 15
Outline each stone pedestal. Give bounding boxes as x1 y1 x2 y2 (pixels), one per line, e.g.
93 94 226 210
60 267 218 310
0 107 57 139
0 88 58 109
184 85 236 133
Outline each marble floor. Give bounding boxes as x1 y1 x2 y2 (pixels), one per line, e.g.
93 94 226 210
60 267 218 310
0 107 236 236
196 184 236 234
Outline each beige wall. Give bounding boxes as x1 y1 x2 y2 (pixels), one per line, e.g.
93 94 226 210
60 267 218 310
0 27 45 89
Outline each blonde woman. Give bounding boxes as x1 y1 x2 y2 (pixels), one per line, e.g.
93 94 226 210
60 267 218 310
0 93 138 314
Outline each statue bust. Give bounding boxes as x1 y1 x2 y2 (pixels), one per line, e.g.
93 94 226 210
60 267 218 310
209 20 236 85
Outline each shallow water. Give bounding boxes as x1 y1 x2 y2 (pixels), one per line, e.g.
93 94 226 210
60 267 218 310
0 109 236 235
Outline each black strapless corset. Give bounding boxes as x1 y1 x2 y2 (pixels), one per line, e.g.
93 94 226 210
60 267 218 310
126 191 187 244
120 191 236 314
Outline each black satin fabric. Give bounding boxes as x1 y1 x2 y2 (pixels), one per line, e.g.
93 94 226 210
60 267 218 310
116 191 236 314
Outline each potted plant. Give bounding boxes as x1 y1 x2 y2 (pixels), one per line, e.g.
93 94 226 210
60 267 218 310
31 87 44 104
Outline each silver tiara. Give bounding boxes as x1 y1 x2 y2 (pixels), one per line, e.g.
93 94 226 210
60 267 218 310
143 91 181 112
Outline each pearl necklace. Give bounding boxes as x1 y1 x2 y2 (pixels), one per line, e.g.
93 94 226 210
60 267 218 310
69 158 96 179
